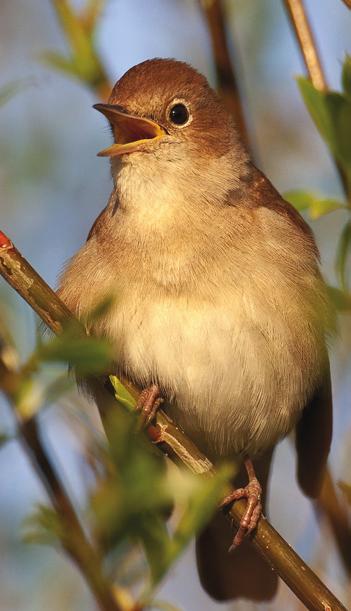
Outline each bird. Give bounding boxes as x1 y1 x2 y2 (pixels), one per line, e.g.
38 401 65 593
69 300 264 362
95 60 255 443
58 58 334 602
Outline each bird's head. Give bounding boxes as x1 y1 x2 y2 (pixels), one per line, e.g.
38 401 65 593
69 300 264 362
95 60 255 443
94 59 247 178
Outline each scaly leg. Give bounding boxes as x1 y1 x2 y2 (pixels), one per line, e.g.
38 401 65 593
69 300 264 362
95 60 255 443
220 457 262 551
136 384 163 427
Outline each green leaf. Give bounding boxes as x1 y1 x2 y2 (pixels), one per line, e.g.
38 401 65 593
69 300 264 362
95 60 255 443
169 465 233 562
109 375 137 413
336 221 351 291
49 0 106 85
37 333 112 374
145 464 233 591
327 285 351 311
14 378 43 420
0 433 12 450
23 504 64 547
0 80 31 108
41 52 80 79
342 55 351 97
284 190 345 219
298 77 351 169
297 78 335 150
339 481 351 506
83 295 115 326
140 515 172 585
42 374 74 405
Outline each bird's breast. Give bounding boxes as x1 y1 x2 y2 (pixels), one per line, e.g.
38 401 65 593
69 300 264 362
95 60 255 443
100 279 323 460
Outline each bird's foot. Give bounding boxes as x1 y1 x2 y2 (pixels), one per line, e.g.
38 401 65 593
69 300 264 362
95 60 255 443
136 384 163 427
219 457 262 552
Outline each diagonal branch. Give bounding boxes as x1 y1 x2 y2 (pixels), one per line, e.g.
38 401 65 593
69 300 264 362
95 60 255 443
0 230 347 611
282 0 349 198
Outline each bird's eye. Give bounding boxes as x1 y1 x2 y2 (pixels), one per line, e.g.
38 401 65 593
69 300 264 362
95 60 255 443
169 103 190 126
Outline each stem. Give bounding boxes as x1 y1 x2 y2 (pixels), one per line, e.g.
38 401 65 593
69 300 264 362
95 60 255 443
283 0 327 91
19 419 123 611
199 0 250 152
0 349 123 610
283 0 350 198
0 233 347 611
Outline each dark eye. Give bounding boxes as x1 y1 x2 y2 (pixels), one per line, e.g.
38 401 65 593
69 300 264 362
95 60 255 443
169 103 189 126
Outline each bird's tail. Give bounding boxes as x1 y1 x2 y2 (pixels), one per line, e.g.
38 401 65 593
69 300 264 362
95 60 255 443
196 450 278 601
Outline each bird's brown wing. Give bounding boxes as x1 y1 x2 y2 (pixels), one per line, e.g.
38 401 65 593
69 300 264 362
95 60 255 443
295 357 333 498
86 206 108 241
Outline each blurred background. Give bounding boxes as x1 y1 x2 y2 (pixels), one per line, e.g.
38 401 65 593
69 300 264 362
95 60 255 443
0 0 350 609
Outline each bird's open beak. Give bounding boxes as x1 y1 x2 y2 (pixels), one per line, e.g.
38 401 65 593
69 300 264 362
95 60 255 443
93 103 166 157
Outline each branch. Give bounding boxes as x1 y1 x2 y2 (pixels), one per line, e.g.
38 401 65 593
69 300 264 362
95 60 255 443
199 0 251 153
48 0 111 101
0 231 347 611
0 340 126 610
283 0 327 91
282 0 349 198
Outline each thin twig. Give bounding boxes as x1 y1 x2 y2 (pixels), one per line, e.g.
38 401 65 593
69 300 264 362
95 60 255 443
0 308 127 611
283 0 349 198
340 0 351 9
199 0 250 152
0 232 347 611
283 0 327 91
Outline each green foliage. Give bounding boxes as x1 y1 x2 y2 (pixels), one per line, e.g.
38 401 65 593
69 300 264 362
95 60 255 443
0 80 31 108
336 221 351 292
327 285 351 311
44 0 108 90
0 318 233 606
284 190 345 219
0 432 12 449
37 331 113 375
338 481 351 505
90 405 232 595
23 503 65 547
295 57 351 301
109 375 137 413
298 76 351 177
342 55 351 98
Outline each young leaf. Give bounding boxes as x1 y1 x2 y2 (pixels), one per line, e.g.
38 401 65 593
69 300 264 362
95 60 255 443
298 77 351 170
37 333 112 374
284 190 345 219
297 78 335 151
15 378 44 420
336 221 351 291
144 464 234 592
23 503 65 547
139 514 172 585
169 464 233 563
327 285 351 311
41 52 80 79
109 375 137 413
0 80 31 108
342 55 351 97
0 432 12 450
339 481 351 506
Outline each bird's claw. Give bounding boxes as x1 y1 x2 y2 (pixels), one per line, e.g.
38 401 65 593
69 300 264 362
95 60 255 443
136 384 163 428
220 473 262 551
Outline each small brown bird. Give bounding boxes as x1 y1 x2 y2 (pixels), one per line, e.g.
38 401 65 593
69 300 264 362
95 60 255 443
58 58 334 602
